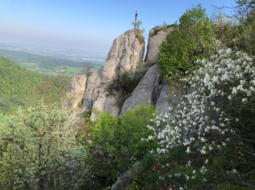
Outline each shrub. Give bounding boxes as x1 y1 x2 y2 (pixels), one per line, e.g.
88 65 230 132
149 48 255 188
0 100 90 190
87 103 158 186
152 22 173 36
131 20 146 43
210 8 255 56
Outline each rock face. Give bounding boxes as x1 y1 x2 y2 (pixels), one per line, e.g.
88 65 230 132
65 25 177 119
155 83 172 114
120 64 163 115
82 29 145 119
64 75 87 114
145 26 173 63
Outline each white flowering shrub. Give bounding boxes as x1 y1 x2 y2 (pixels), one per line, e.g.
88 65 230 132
146 48 255 187
0 101 91 190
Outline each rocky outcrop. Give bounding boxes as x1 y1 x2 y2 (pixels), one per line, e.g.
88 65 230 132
64 75 87 115
120 64 163 115
65 25 177 119
145 26 173 63
82 29 145 120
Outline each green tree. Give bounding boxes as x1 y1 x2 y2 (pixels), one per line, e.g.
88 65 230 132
0 100 90 190
157 4 214 81
28 73 70 110
86 103 158 186
0 56 48 114
131 20 142 30
131 20 146 43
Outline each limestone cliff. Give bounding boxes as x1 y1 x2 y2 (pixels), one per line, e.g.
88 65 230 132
145 25 173 63
65 26 175 119
120 26 174 115
120 64 163 115
82 29 145 119
64 75 87 116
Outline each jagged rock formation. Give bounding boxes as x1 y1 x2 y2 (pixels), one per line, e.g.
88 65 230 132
82 29 145 120
120 26 174 115
65 25 176 120
145 26 174 63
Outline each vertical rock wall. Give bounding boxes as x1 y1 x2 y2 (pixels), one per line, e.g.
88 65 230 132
145 26 173 63
82 29 145 120
120 64 163 115
64 75 87 116
65 25 176 119
120 26 174 115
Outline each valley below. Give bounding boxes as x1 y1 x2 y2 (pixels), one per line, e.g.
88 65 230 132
0 44 106 76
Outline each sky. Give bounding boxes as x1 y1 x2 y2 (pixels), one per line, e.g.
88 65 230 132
0 0 237 54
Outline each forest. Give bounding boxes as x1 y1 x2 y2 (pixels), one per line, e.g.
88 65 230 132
1 0 255 189
0 57 50 114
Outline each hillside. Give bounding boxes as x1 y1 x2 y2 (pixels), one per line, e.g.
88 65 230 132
0 56 49 114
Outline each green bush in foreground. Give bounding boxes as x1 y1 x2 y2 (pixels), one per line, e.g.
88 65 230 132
0 100 90 190
86 103 158 186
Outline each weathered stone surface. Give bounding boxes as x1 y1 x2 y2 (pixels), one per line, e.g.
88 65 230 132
65 26 178 120
120 64 163 115
101 29 145 83
82 29 145 119
64 75 86 112
145 26 173 64
156 82 173 115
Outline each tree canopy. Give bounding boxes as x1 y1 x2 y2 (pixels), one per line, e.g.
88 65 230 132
157 4 214 82
0 56 49 114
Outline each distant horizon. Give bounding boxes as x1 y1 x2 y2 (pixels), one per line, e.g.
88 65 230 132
0 0 236 53
0 41 108 55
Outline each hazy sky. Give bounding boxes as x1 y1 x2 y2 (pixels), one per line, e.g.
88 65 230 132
0 0 236 53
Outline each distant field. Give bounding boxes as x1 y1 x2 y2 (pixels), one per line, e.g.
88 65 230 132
0 49 104 77
20 62 100 77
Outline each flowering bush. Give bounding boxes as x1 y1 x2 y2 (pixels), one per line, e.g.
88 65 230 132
0 101 90 190
147 48 255 187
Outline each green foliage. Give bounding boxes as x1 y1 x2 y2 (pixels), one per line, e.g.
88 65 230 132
210 8 255 56
161 21 168 32
28 72 71 109
0 56 49 114
158 4 214 81
131 20 142 30
0 100 89 189
136 29 146 43
152 22 173 36
125 146 255 190
87 103 158 186
131 20 146 43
